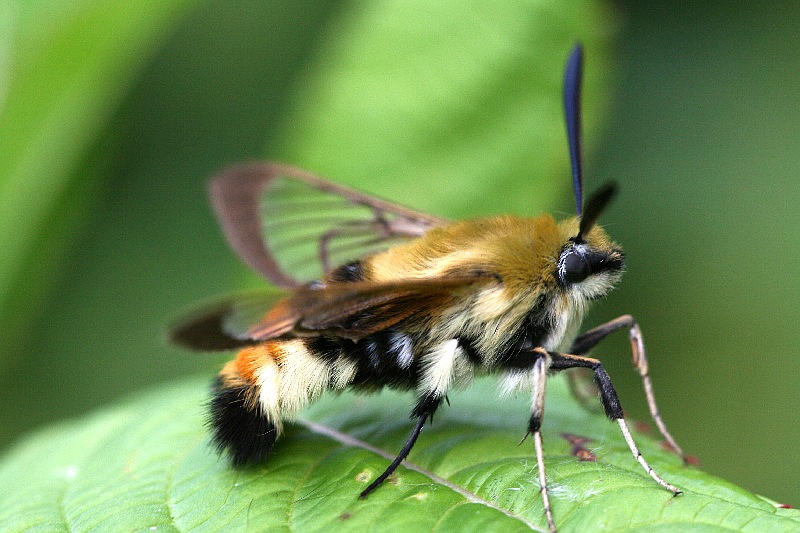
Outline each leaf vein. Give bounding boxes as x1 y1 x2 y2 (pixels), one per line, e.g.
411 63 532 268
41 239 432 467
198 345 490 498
56 477 73 533
296 418 545 531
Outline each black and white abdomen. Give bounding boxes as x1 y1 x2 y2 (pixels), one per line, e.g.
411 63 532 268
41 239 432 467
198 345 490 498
307 329 420 390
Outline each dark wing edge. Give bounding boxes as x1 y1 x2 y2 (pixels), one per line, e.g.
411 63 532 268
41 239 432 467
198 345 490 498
208 162 449 289
169 291 286 351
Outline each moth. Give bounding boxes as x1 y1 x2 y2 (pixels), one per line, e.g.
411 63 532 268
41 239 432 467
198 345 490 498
173 44 683 532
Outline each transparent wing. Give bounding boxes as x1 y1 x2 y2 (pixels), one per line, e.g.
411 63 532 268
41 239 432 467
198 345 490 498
209 163 448 288
171 277 492 350
169 291 286 351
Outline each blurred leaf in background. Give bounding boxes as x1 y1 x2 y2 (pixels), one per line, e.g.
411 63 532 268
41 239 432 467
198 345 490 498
0 0 798 525
0 0 348 437
590 0 800 509
0 0 203 355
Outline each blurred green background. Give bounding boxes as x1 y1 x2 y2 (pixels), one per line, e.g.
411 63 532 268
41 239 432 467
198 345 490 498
1 0 798 510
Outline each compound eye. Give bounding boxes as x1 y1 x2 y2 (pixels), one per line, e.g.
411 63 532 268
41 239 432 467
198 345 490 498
562 251 591 284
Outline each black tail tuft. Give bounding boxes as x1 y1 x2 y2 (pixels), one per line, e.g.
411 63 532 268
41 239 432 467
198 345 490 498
209 378 278 466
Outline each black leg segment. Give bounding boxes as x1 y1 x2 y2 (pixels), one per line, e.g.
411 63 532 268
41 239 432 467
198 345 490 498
359 395 442 498
550 352 623 420
569 314 686 460
569 314 633 355
548 350 680 496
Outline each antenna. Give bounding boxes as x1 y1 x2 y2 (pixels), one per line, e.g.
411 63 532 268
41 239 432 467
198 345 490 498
563 43 584 215
574 182 617 243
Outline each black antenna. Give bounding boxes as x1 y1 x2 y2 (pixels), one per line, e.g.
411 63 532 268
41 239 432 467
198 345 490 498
574 182 617 242
564 43 584 215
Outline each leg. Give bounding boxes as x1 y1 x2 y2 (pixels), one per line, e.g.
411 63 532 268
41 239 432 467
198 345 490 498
550 351 681 495
359 394 442 498
360 337 470 496
570 314 686 460
527 349 557 532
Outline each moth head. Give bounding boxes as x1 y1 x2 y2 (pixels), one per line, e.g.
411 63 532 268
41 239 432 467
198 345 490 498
556 184 624 298
558 44 624 300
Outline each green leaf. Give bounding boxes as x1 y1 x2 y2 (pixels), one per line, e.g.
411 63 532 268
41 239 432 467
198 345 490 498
272 0 616 220
0 0 201 354
1 377 797 532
